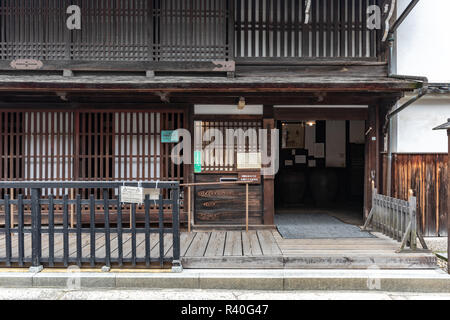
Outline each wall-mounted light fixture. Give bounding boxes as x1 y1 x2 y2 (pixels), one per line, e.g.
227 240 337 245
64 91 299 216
237 97 246 110
306 120 316 127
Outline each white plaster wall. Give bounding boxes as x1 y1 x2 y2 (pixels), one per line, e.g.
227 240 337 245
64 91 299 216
393 97 449 153
396 0 450 82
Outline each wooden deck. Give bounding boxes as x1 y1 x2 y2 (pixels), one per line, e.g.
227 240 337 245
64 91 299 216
181 230 437 269
1 230 437 269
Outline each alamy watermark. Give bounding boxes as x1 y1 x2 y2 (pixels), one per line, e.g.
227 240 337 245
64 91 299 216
171 128 280 176
65 2 390 37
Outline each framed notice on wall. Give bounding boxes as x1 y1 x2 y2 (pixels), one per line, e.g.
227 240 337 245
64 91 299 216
282 123 305 149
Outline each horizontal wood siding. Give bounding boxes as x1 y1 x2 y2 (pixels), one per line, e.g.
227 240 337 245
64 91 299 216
389 154 448 237
194 174 263 225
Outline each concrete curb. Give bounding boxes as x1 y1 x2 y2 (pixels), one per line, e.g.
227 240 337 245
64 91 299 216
0 269 449 292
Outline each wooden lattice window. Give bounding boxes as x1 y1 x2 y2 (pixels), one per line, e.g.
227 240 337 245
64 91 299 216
194 120 262 172
235 0 380 59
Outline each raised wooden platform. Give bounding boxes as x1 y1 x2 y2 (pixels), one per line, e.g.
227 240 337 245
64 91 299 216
1 230 437 269
181 230 437 269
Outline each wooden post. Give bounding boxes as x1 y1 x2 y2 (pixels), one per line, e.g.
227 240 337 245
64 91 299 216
10 188 14 229
262 116 275 226
447 129 449 274
130 205 132 228
246 183 249 232
188 186 191 233
408 189 417 250
70 189 74 228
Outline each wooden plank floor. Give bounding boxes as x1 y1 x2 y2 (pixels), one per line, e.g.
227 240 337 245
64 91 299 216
180 230 437 269
1 230 437 269
182 230 281 258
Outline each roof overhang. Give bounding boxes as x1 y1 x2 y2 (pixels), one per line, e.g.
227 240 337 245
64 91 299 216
0 75 423 94
433 119 450 131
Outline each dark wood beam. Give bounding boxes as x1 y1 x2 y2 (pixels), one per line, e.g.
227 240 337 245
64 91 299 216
274 107 369 121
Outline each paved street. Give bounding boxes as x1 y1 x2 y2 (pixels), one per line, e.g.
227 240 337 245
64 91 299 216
0 288 450 300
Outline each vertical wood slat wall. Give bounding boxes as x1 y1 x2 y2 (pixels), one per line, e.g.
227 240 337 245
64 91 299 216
235 0 379 59
389 154 448 237
0 0 231 62
0 110 186 198
155 0 231 61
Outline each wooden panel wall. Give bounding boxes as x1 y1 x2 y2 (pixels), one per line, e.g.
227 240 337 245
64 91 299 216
389 154 448 237
194 174 263 225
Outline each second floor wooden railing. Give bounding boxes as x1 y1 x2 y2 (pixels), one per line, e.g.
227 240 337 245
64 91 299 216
0 0 386 73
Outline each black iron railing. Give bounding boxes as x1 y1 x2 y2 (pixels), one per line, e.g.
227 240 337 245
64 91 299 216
0 181 181 269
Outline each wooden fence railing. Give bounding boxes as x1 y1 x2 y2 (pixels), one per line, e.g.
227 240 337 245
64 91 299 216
363 188 428 252
0 181 181 270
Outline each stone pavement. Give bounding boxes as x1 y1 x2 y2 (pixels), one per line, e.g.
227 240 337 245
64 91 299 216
0 287 450 300
0 269 449 292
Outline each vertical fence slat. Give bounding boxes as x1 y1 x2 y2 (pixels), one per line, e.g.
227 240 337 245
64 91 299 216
48 194 55 267
63 194 69 267
76 194 82 266
172 185 180 262
410 194 417 250
89 195 96 267
4 194 11 266
103 189 111 267
144 195 150 266
117 197 123 267
158 194 164 267
31 188 41 267
131 203 137 267
17 194 24 266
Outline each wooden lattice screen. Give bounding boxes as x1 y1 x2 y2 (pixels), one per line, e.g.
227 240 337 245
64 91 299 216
235 0 380 59
155 0 232 61
0 0 232 62
0 110 186 197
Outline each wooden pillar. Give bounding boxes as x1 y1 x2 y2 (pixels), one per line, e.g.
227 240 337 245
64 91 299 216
364 105 379 219
263 106 275 225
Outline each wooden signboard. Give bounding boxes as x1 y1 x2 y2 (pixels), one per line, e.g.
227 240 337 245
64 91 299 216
238 172 261 184
120 186 144 204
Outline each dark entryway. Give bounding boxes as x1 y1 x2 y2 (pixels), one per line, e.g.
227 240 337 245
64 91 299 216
274 119 366 233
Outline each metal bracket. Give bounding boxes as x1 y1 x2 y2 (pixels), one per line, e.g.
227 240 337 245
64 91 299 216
171 260 183 273
29 265 44 273
212 60 235 72
10 59 43 70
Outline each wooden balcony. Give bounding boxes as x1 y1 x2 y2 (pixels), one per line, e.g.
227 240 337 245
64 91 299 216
0 0 386 75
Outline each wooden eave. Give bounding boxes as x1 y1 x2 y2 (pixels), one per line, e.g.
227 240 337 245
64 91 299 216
0 75 422 94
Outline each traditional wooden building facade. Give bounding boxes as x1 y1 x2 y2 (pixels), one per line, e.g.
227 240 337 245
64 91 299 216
0 0 441 236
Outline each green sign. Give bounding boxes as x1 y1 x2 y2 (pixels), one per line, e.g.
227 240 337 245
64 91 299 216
194 151 202 173
161 130 179 143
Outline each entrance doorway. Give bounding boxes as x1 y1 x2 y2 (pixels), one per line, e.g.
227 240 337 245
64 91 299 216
274 119 367 238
